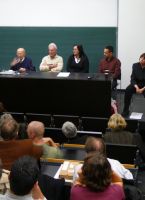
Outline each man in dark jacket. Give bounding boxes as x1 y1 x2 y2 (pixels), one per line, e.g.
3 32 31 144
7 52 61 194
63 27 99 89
10 48 35 72
122 53 145 117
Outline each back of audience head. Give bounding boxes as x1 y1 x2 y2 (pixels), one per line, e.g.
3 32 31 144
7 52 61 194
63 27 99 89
0 118 19 140
108 113 127 131
0 113 13 126
27 121 45 139
9 155 39 196
80 152 112 192
85 137 106 155
62 121 77 138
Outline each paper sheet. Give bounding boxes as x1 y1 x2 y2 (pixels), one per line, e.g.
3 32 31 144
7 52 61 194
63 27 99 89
57 72 70 77
54 164 72 183
130 112 143 119
0 70 16 75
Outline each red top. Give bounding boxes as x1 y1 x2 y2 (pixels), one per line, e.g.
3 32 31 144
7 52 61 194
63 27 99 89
70 184 125 200
99 57 121 79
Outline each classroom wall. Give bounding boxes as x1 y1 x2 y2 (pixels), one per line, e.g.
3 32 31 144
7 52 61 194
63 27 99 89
0 0 118 72
1 0 145 88
0 0 117 27
118 0 145 88
0 27 116 72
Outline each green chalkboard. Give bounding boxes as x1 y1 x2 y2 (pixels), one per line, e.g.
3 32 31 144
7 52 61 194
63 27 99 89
0 27 116 72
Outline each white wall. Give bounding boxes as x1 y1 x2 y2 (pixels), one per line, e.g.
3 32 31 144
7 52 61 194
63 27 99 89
118 0 145 89
0 0 117 27
3 0 145 89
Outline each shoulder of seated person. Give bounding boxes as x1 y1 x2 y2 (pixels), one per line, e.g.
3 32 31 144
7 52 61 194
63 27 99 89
43 137 51 142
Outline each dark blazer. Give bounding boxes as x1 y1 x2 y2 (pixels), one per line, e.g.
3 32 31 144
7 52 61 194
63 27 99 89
131 62 145 87
67 54 89 73
38 174 65 200
64 135 88 145
104 130 136 145
135 133 145 161
10 57 35 71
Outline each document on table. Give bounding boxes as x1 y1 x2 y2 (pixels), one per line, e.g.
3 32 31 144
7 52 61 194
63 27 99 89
57 72 70 77
130 112 143 119
54 164 72 183
0 70 16 75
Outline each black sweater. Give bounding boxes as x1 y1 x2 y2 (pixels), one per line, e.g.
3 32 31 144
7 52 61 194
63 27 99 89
67 55 89 73
131 62 145 87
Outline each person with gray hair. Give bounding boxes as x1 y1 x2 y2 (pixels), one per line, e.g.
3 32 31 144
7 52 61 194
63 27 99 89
0 113 13 128
62 121 87 144
0 113 19 141
62 121 77 138
0 118 19 141
39 42 63 72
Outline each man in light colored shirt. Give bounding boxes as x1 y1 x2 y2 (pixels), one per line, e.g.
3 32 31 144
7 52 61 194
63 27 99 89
74 137 133 180
39 43 63 72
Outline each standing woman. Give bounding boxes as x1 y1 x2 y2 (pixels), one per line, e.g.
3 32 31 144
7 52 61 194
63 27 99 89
67 45 89 73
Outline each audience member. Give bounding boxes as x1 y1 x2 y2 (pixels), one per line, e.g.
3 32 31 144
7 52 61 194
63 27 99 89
99 45 121 99
27 121 63 158
0 113 13 130
71 152 125 200
39 43 63 72
10 48 35 73
0 159 10 194
0 113 28 140
104 113 135 144
67 44 89 73
0 117 19 141
74 137 133 180
122 53 145 117
0 155 45 199
62 121 87 144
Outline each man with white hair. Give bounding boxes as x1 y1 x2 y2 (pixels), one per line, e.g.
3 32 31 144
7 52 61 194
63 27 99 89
10 48 35 73
39 43 63 72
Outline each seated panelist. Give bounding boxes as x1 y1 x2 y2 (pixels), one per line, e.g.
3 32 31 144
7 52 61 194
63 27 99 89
122 53 145 117
67 44 89 73
10 48 35 73
39 43 63 72
99 45 121 90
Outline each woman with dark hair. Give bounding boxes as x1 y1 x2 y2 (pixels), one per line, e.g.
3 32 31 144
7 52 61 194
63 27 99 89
67 45 89 73
70 152 125 200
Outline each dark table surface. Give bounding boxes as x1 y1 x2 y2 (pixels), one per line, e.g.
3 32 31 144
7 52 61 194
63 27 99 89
0 72 111 117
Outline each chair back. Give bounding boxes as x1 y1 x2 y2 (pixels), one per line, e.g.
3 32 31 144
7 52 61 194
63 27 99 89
106 143 138 164
0 139 42 170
